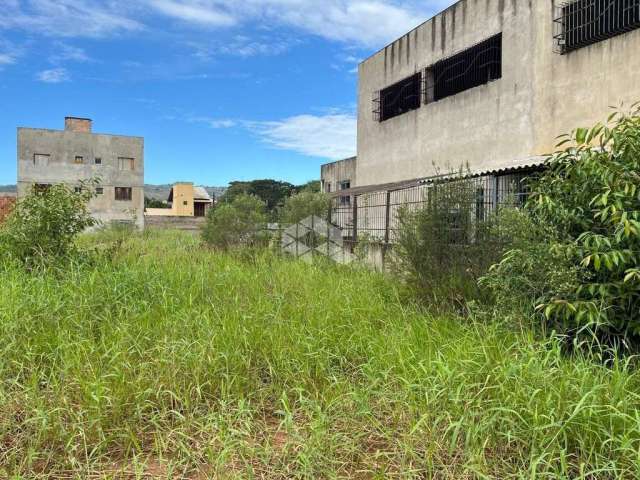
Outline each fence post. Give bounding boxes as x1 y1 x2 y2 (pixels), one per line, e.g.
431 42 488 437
352 195 358 244
384 190 391 245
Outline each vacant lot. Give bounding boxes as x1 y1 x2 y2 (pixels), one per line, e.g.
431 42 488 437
1 231 639 479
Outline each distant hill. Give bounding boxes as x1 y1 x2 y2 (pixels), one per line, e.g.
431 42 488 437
0 184 226 200
0 185 16 197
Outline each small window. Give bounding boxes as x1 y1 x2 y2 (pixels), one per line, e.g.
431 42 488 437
115 187 132 201
339 195 351 207
33 154 50 167
95 157 102 165
33 183 50 193
339 180 351 190
74 187 83 193
183 201 188 206
74 156 84 164
325 182 332 193
118 157 135 171
95 187 104 195
378 72 422 122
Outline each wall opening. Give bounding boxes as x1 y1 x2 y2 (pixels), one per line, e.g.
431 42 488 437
425 33 502 103
115 187 132 201
375 72 422 122
554 0 640 54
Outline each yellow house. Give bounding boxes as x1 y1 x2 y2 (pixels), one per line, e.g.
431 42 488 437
146 182 213 217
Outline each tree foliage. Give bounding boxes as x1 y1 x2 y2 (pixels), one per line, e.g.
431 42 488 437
279 190 331 225
485 105 640 345
0 181 99 267
202 193 268 250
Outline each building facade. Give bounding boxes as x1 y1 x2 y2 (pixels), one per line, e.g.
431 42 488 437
145 182 213 218
350 0 640 187
17 117 145 229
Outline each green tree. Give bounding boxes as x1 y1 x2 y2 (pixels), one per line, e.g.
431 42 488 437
220 180 296 213
202 193 268 249
144 197 170 209
485 104 640 345
279 190 331 225
0 181 99 267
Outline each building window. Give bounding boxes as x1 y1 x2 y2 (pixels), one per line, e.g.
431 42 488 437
33 183 50 193
74 156 84 164
339 180 351 190
115 187 132 201
425 33 502 103
376 72 422 122
325 182 332 193
95 157 102 165
118 157 135 171
183 201 188 206
33 154 50 167
96 187 104 195
74 186 83 193
554 0 640 54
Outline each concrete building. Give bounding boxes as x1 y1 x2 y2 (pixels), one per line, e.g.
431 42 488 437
145 182 213 217
17 117 144 229
323 0 640 189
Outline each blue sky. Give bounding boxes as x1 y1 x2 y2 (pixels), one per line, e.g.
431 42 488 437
0 0 452 186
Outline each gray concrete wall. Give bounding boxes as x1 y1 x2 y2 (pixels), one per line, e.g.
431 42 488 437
144 215 205 232
321 157 357 193
17 127 145 229
356 0 640 187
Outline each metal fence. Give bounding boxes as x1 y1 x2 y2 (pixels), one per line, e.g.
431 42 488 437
330 168 539 246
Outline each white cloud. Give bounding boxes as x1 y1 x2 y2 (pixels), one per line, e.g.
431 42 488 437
0 0 142 38
185 110 356 160
148 0 448 48
150 0 235 27
0 53 16 65
250 113 357 160
49 42 91 64
36 67 70 83
189 35 294 60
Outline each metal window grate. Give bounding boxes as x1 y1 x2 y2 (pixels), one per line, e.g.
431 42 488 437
554 0 640 54
425 33 502 103
374 72 422 122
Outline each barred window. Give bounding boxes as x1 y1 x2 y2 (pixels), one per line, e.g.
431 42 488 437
115 187 132 201
555 0 640 54
426 33 502 102
378 72 422 122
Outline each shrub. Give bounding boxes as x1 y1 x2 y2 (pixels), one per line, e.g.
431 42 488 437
279 190 331 225
393 177 502 309
0 181 98 268
486 105 640 346
202 193 268 250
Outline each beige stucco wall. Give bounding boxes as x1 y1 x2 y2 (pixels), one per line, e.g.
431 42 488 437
356 0 640 187
321 157 357 193
171 183 195 217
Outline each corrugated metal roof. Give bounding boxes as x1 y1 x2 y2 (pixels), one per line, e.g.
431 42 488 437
193 186 213 202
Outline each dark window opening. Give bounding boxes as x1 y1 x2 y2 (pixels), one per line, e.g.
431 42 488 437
426 33 502 102
33 183 51 194
95 157 102 165
555 0 640 54
339 180 351 190
378 72 422 122
183 201 188 206
74 156 84 164
325 182 332 193
74 187 83 193
194 203 206 217
115 187 132 201
96 187 104 195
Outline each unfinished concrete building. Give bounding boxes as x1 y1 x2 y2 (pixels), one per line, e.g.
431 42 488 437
352 0 640 187
323 0 640 246
17 117 144 229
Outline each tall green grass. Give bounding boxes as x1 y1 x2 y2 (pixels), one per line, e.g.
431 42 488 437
1 230 639 478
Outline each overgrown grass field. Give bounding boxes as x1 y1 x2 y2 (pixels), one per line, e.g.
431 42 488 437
1 230 639 478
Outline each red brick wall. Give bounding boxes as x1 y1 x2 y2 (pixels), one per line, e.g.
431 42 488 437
0 196 16 223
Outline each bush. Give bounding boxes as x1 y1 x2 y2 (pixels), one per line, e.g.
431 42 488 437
485 105 640 346
202 193 268 250
0 181 98 268
393 177 502 309
279 190 331 225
